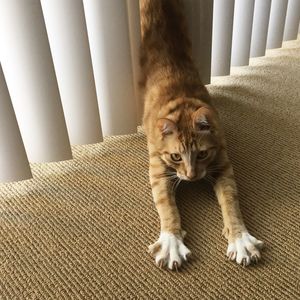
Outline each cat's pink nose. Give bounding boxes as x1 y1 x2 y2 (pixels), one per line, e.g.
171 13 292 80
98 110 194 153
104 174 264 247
186 170 196 180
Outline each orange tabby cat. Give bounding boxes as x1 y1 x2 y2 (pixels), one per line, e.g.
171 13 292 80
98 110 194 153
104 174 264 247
140 0 263 270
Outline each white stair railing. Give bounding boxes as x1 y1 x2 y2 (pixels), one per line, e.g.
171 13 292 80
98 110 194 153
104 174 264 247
0 0 299 183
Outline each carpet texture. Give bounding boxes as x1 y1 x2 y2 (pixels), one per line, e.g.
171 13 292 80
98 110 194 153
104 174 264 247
1 38 300 299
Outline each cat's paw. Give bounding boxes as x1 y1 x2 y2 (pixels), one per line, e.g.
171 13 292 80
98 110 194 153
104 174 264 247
148 232 191 271
226 232 264 267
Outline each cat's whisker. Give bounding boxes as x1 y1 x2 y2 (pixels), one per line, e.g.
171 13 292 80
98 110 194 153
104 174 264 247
171 178 177 191
207 164 226 171
208 165 223 169
208 166 223 170
207 167 223 174
207 170 221 175
164 170 177 176
171 177 181 192
174 178 182 191
166 174 178 179
155 172 178 180
207 174 216 180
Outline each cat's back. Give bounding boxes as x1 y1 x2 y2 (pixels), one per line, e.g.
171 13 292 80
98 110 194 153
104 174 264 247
140 0 184 37
139 0 194 89
140 0 210 134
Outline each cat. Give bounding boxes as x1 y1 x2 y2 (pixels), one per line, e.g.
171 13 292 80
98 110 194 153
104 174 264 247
139 0 263 270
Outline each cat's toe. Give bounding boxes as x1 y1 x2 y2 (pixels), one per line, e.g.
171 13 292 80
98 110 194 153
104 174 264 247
148 240 161 256
179 241 192 261
226 232 263 267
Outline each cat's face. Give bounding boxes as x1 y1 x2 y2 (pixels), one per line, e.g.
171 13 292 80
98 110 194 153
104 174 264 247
156 106 220 181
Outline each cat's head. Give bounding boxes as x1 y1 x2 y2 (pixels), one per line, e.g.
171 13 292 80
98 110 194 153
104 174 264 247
156 104 221 181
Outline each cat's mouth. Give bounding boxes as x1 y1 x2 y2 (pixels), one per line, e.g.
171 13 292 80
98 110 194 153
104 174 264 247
177 170 206 182
181 177 198 182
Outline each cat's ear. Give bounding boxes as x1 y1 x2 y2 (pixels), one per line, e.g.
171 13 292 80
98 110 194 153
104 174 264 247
192 106 213 133
157 118 177 136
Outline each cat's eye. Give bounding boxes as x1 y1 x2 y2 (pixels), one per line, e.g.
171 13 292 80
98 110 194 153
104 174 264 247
197 150 208 160
170 153 182 162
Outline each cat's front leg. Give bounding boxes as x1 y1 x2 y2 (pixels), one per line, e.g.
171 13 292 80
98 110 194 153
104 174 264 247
213 162 263 267
148 155 191 270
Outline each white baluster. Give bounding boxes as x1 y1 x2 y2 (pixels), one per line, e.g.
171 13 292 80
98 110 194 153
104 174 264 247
284 0 300 41
267 0 289 49
83 0 137 136
250 0 272 57
41 0 103 145
0 0 72 163
184 0 213 84
211 0 235 76
231 0 255 66
0 64 32 182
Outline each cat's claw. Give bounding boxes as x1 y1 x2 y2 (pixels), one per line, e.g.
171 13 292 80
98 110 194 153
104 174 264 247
226 232 263 267
251 254 259 264
157 259 165 269
173 261 179 272
149 232 191 271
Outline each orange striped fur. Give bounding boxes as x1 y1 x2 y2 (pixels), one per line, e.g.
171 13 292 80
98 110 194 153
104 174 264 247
140 0 263 270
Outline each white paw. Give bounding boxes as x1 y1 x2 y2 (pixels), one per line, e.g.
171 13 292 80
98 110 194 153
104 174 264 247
148 232 191 270
226 232 264 266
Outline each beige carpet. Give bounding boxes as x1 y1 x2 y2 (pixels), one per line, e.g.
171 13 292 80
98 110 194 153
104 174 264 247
1 38 300 299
